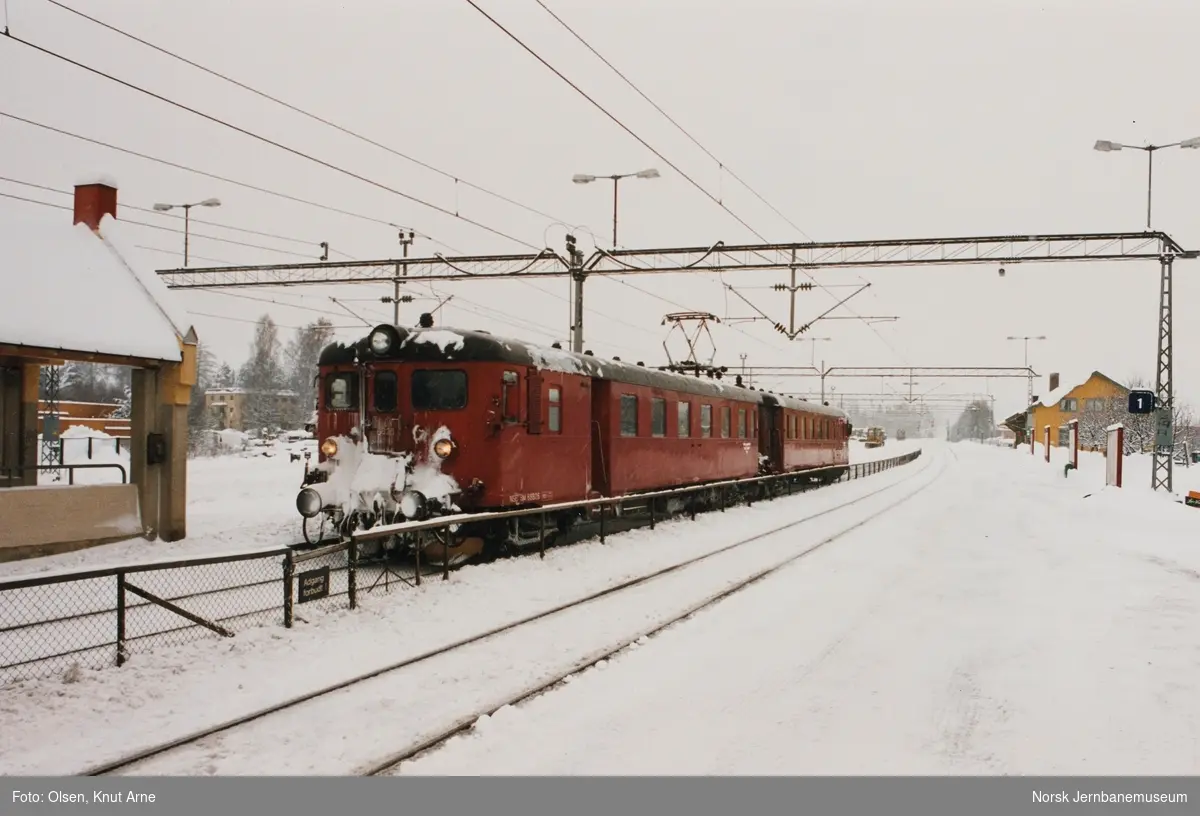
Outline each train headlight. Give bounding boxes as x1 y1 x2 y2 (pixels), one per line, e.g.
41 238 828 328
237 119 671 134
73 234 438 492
369 329 392 354
296 487 324 518
320 438 338 457
433 437 455 459
399 490 426 519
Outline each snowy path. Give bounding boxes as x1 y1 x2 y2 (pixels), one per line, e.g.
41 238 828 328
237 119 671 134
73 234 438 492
398 442 1200 776
88 451 944 775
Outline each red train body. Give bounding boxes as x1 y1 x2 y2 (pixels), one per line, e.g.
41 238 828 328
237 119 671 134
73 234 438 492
297 322 852 564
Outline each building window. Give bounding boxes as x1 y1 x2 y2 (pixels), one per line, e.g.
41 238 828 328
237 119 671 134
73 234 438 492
620 394 638 436
737 408 746 438
721 406 731 438
700 404 712 437
651 398 666 437
373 371 398 412
1059 398 1078 412
678 402 690 437
548 387 561 433
412 370 467 411
1084 398 1106 412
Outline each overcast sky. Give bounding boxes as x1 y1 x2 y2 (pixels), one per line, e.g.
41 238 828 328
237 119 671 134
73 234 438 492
3 0 1198 420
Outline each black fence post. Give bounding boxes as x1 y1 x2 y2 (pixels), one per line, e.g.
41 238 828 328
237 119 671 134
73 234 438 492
649 498 656 530
116 571 127 667
283 551 295 628
87 437 93 459
442 537 450 582
348 539 358 610
599 503 606 543
539 512 546 559
414 531 422 587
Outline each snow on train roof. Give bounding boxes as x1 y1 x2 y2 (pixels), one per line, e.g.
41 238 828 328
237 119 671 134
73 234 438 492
319 324 849 419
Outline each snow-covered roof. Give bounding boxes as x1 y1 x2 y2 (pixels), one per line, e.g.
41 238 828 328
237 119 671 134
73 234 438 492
1032 371 1126 409
0 208 193 362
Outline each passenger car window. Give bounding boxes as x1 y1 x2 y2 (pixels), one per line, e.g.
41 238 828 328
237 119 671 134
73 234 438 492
651 398 666 437
678 402 690 437
412 370 467 411
737 408 746 439
326 372 358 410
620 394 638 436
548 387 562 433
721 407 730 438
700 404 712 437
373 371 398 412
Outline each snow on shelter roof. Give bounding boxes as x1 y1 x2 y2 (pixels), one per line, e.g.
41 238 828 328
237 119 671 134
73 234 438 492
0 209 192 362
319 324 851 419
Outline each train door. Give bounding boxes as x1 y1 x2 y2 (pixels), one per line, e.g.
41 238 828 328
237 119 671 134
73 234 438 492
0 366 18 487
760 405 782 471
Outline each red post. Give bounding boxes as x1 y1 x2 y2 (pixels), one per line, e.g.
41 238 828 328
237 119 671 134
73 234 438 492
1044 425 1051 462
1069 419 1079 470
1115 426 1123 487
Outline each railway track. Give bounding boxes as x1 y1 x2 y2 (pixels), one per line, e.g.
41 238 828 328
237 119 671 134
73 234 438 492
83 448 940 777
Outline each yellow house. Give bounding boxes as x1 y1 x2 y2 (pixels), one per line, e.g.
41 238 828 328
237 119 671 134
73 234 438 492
1029 371 1128 449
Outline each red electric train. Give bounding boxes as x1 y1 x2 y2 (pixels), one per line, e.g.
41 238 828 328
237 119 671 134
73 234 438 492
297 319 852 564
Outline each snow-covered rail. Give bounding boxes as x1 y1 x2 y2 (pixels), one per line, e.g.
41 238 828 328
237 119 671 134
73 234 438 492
82 448 933 776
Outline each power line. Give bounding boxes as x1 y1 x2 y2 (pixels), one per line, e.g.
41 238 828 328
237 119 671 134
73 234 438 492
0 173 338 253
532 0 813 241
1 32 540 249
39 0 586 232
0 109 463 253
0 190 318 258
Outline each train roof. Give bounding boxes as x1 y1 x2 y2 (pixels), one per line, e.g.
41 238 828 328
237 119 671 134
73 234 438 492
319 323 850 420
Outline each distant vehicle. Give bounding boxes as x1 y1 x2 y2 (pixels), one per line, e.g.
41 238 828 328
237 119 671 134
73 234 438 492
864 427 886 449
896 429 906 441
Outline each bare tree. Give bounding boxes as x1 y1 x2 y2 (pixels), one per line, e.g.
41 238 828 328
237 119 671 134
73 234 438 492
1074 374 1194 457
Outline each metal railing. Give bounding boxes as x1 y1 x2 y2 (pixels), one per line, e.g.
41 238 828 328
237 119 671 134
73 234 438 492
0 462 128 485
0 449 920 686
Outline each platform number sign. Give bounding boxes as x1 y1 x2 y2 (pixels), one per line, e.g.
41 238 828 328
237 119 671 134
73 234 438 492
1128 390 1155 415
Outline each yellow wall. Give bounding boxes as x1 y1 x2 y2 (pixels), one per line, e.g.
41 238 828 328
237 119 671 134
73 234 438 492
1030 372 1127 447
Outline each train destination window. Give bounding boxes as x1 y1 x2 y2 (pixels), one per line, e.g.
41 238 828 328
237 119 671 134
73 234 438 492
721 407 730 438
548 387 562 433
737 408 746 439
620 394 638 436
412 370 467 411
678 402 690 437
373 371 398 412
651 398 666 437
700 404 712 437
326 373 358 410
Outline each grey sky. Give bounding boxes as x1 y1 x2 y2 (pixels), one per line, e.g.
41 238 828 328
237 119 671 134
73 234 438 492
2 0 1197 420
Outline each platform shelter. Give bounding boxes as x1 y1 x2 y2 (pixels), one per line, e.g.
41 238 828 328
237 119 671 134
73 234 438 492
0 180 198 562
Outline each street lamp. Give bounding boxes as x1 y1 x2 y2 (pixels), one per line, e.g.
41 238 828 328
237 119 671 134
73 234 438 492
1093 137 1200 229
572 168 660 247
152 197 222 266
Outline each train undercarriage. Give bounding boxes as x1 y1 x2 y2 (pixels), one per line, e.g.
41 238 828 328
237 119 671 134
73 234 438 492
299 463 850 569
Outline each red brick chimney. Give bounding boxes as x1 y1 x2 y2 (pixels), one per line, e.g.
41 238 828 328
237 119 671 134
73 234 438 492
1049 372 1060 392
73 181 117 231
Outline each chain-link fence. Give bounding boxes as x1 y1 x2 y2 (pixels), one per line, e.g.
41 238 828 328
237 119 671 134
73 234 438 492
0 546 365 686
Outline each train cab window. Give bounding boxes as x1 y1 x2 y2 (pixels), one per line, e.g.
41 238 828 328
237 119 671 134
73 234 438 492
548 387 562 433
721 407 730 438
678 402 690 437
373 371 398 412
412 370 467 411
620 394 638 436
651 398 666 437
325 372 359 410
737 408 746 439
700 404 712 437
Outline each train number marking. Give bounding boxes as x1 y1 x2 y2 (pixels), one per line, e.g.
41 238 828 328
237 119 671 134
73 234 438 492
509 491 553 504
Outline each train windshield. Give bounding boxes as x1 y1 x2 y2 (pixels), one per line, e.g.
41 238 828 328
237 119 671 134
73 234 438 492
412 369 467 411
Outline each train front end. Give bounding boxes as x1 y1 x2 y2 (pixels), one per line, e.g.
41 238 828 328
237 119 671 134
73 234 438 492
295 322 488 565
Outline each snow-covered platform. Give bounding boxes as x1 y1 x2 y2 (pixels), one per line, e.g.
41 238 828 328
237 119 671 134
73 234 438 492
1 440 1196 775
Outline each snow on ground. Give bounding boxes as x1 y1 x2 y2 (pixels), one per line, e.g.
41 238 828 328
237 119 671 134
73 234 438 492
0 448 935 775
398 440 1200 776
849 437 924 463
3 438 314 578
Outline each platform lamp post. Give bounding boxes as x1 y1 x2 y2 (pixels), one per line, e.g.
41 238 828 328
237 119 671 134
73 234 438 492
1008 335 1045 443
153 198 221 266
1093 137 1200 229
571 169 660 247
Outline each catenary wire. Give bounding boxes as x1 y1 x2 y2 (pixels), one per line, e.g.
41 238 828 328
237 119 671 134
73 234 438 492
38 0 593 233
0 110 461 253
532 0 813 241
0 32 540 249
